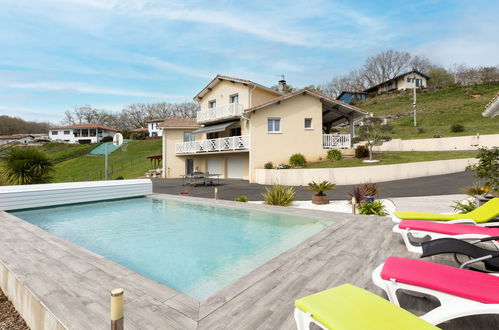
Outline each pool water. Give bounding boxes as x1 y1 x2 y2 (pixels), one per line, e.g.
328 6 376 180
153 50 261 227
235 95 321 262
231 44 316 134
10 197 329 300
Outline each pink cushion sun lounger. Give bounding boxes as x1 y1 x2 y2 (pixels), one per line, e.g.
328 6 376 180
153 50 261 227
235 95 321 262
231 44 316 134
399 220 499 237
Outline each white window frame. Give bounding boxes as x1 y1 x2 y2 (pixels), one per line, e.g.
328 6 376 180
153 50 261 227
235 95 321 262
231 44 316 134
267 118 281 133
304 118 313 130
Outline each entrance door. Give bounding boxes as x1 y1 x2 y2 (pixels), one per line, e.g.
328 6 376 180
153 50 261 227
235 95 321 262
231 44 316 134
227 156 245 179
207 157 222 175
185 159 194 175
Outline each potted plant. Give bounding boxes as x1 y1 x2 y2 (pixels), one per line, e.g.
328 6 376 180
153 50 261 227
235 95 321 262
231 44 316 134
305 180 336 205
360 183 379 202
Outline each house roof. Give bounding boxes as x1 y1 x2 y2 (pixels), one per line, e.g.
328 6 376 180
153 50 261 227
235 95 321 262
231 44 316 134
129 127 148 132
244 88 369 117
50 124 118 131
145 119 165 123
193 74 282 101
157 117 199 129
0 134 35 140
483 92 499 118
363 70 431 93
337 91 368 99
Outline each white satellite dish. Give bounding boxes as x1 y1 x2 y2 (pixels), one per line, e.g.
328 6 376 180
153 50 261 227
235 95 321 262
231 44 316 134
113 133 123 146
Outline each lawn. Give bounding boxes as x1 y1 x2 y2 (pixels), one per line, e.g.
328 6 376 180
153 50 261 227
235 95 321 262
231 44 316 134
52 139 162 182
357 83 499 139
40 142 97 163
304 151 477 168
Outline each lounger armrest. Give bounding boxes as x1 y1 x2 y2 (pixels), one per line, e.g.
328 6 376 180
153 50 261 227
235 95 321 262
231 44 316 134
460 254 499 269
445 219 476 225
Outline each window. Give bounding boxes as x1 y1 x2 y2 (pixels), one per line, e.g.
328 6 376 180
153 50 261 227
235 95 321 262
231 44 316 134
230 94 239 104
208 100 216 108
64 131 70 135
183 132 195 142
51 131 58 135
207 132 219 139
230 127 241 136
304 118 313 129
407 78 411 83
267 118 281 133
151 132 158 137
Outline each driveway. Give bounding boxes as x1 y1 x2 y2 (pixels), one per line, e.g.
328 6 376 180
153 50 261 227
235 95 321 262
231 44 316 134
152 171 478 201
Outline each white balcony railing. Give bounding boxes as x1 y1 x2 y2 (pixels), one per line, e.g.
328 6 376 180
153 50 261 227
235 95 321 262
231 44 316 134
322 133 351 149
176 135 250 154
197 103 244 123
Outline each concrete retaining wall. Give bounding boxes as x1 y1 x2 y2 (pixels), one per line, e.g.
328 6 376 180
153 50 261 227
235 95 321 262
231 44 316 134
0 179 153 211
255 158 478 186
369 134 499 152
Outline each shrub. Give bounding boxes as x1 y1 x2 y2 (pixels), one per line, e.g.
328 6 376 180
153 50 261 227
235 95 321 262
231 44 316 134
347 186 366 205
101 136 113 142
380 124 393 132
355 145 369 159
129 132 138 140
264 162 273 169
276 164 291 169
451 199 476 214
433 134 444 138
450 123 465 132
0 148 53 185
305 180 336 196
417 127 425 134
262 185 295 206
360 182 380 197
327 149 342 161
358 201 388 216
466 147 499 194
460 182 485 196
234 195 248 202
114 176 125 180
289 153 306 167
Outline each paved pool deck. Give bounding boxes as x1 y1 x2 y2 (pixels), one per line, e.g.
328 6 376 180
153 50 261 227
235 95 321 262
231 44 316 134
1 193 497 329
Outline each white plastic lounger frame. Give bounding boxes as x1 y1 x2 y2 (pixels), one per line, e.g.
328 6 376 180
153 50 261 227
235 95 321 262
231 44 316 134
372 264 499 325
392 224 498 254
294 308 328 330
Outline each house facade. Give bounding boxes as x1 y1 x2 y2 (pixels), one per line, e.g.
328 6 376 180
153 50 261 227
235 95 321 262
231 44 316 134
364 70 430 94
336 91 368 104
48 124 117 144
146 119 164 137
160 75 367 182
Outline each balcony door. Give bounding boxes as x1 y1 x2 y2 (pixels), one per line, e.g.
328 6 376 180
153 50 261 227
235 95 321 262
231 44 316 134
230 94 239 104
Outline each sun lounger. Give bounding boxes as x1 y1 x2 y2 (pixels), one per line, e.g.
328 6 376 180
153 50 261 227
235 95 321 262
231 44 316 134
372 256 499 325
421 237 499 272
392 197 499 226
394 219 499 253
294 284 437 330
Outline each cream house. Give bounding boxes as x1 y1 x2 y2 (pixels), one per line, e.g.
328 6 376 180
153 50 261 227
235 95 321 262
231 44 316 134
364 70 430 93
160 75 367 182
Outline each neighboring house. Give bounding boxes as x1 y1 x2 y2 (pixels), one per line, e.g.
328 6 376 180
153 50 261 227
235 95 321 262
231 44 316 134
336 91 368 104
147 119 164 137
130 127 148 135
48 124 118 144
160 74 367 182
483 92 499 117
0 134 36 146
364 70 430 94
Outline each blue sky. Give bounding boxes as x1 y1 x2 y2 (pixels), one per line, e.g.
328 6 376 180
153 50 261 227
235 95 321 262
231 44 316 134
0 0 498 122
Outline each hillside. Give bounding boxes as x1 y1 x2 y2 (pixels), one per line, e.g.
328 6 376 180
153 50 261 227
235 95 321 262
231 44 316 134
52 139 162 182
357 83 499 139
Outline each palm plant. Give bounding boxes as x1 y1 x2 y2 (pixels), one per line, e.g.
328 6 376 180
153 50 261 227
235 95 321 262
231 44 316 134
1 148 53 185
262 185 295 206
305 180 336 196
360 182 380 197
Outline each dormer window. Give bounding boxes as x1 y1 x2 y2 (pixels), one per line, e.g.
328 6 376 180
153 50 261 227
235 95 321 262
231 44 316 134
209 100 216 108
230 94 239 104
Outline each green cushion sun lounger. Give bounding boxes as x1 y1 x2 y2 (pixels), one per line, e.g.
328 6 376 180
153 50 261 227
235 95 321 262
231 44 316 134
294 284 438 330
392 197 499 225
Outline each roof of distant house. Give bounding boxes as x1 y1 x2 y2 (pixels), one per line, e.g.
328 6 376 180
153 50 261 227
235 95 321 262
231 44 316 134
129 127 148 132
244 88 368 116
363 70 431 93
483 91 499 118
145 119 165 123
157 117 199 128
193 74 282 101
50 124 118 131
0 134 35 140
336 91 368 100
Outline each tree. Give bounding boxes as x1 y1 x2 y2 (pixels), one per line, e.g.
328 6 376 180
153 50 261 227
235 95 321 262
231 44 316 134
426 67 455 88
1 148 53 185
409 55 436 73
356 117 391 161
466 147 499 194
362 49 412 86
271 83 296 94
0 115 51 135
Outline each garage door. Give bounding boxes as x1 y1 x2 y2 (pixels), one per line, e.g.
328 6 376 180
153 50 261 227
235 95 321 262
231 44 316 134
207 158 222 175
227 156 245 179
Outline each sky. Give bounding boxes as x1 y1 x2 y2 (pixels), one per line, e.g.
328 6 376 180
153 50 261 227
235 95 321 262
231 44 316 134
0 0 498 122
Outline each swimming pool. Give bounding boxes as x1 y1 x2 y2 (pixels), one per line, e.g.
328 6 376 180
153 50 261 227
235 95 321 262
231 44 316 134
10 197 329 300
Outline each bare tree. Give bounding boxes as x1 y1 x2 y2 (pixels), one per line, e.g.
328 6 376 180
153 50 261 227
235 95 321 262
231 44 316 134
362 50 412 86
410 55 436 73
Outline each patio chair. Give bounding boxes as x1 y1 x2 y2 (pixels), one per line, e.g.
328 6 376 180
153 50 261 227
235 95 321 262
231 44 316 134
392 198 499 226
372 256 499 325
420 237 499 273
394 219 499 253
294 284 437 330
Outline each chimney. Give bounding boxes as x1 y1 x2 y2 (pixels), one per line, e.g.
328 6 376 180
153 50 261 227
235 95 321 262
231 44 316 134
278 75 286 94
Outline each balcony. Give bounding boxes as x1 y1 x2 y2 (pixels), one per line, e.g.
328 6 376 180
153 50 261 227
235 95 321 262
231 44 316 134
322 133 351 149
176 135 249 154
197 103 244 124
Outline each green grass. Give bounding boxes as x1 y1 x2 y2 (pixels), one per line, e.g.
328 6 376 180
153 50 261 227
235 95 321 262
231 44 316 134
357 83 499 139
40 142 97 163
52 139 162 182
304 151 477 168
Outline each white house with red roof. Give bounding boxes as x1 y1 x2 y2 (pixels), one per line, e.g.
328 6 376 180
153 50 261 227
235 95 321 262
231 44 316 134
48 124 118 144
146 119 164 137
